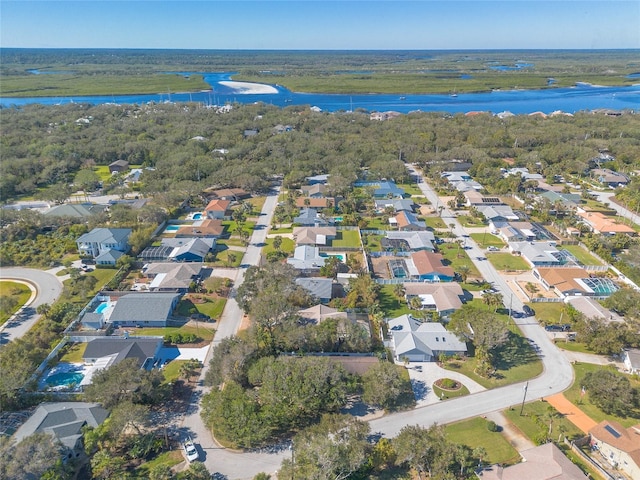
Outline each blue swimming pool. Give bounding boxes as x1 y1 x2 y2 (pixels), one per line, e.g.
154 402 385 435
95 302 109 314
320 253 346 262
165 225 180 232
46 372 84 387
192 213 203 220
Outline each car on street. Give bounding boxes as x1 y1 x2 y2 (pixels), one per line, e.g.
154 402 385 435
183 438 199 462
522 305 535 317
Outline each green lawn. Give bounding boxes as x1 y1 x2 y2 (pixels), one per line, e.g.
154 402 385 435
503 400 584 443
222 220 256 235
432 382 470 400
210 248 243 267
525 302 564 324
161 360 189 384
269 226 294 234
470 233 505 249
59 342 88 363
457 215 487 227
364 217 391 230
557 245 604 266
565 363 640 427
362 233 383 251
135 450 183 477
423 216 448 229
332 230 361 248
438 243 481 277
263 236 295 256
130 324 216 342
177 297 227 321
246 196 266 215
553 341 594 354
0 281 31 325
486 253 530 271
445 417 520 465
379 284 412 318
444 313 543 389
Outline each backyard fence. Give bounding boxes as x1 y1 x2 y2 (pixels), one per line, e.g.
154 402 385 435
564 437 615 480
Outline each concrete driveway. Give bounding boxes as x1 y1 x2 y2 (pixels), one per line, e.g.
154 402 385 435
403 361 486 407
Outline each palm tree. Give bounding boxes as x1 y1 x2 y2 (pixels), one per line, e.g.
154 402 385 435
393 283 405 298
457 265 470 283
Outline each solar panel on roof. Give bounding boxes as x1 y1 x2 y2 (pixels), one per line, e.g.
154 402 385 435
604 424 621 438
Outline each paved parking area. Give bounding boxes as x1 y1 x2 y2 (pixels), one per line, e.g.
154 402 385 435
158 345 210 364
402 361 486 407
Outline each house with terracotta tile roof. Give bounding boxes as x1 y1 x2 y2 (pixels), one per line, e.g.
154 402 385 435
477 443 585 480
205 199 231 220
391 210 426 231
533 267 619 298
206 187 250 201
578 211 635 236
406 251 455 282
294 197 335 209
176 219 224 238
589 420 640 479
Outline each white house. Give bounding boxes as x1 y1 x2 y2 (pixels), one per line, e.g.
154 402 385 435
387 315 467 362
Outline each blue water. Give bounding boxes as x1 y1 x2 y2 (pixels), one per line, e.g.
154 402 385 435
165 225 180 232
1 71 639 114
46 371 84 387
320 253 346 262
193 213 203 220
95 302 109 314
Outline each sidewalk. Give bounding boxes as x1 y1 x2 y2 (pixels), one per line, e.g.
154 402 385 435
546 393 597 434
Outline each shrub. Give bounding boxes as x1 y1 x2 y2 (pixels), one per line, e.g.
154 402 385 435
486 420 499 432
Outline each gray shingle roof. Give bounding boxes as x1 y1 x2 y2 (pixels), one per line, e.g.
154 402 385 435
109 293 179 323
76 227 132 245
83 338 162 367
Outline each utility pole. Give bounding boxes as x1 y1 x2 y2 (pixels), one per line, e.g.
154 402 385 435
520 381 529 416
290 442 295 480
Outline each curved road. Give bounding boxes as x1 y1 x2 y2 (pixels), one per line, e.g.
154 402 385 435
0 267 64 345
179 172 575 479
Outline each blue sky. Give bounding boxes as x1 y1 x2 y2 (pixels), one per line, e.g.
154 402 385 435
1 1 638 50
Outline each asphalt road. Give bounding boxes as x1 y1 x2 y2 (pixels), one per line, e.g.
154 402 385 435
0 267 64 345
589 190 640 226
177 171 576 479
179 186 287 479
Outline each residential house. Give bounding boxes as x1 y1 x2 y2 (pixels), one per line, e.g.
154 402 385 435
13 402 109 459
293 208 331 227
454 180 483 192
295 277 334 303
375 198 416 213
176 219 224 238
491 221 536 242
168 238 214 262
477 443 585 480
383 231 436 252
287 245 327 272
108 292 181 327
298 304 349 324
589 420 640 479
243 129 258 138
301 183 327 198
205 199 231 220
138 245 174 262
567 296 623 324
82 337 163 370
578 211 635 236
533 267 619 298
591 168 630 187
387 314 467 362
623 349 640 374
142 262 203 292
305 174 330 185
43 203 105 219
206 187 250 201
403 282 465 318
391 211 426 231
108 160 129 173
405 251 455 282
441 171 472 184
292 226 337 246
76 228 132 265
508 241 570 268
294 197 334 209
538 191 582 211
463 191 502 207
370 181 405 198
503 167 544 182
476 205 519 222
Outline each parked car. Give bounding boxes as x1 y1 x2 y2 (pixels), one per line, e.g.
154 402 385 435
487 246 499 252
183 438 199 462
522 305 535 317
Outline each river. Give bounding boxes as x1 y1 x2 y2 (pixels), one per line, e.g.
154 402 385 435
1 71 639 114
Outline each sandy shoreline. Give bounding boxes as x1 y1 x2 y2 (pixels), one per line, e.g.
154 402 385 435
218 80 278 94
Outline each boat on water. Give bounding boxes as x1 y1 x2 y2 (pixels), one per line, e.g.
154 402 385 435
399 96 406 100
